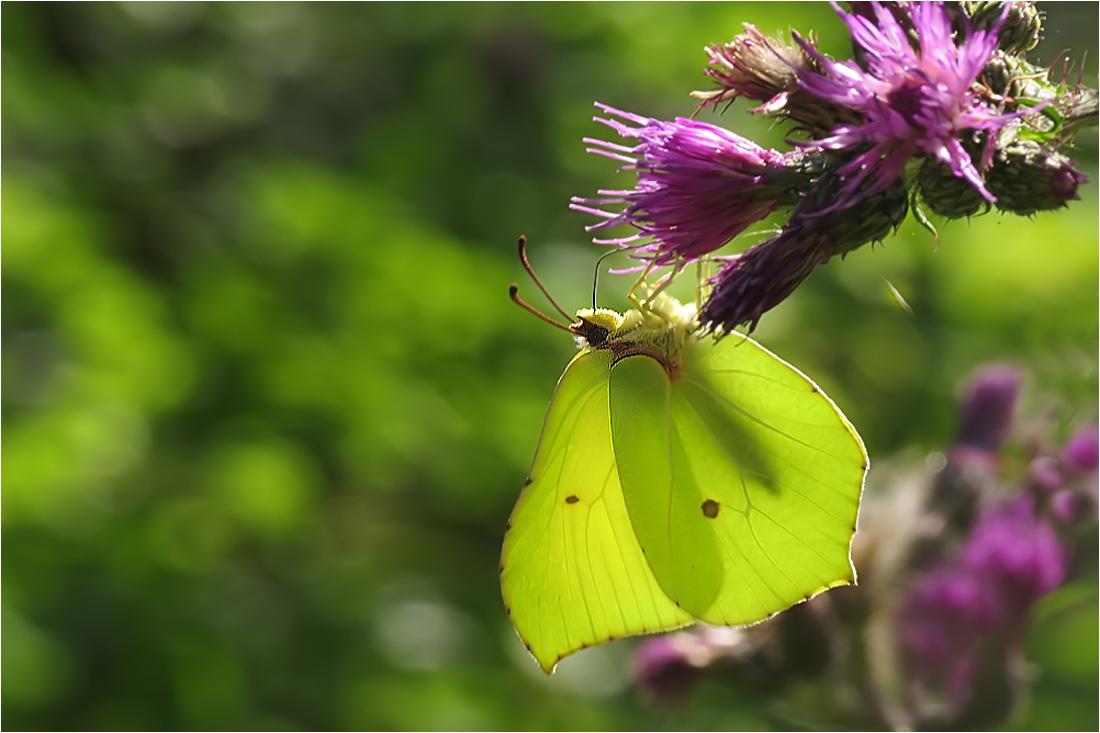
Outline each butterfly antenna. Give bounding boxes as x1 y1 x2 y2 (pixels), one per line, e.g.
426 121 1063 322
510 236 574 333
509 284 573 333
516 235 573 321
591 248 619 309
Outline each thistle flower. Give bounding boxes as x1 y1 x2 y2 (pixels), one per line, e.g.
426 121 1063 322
1062 424 1099 478
570 104 808 267
695 25 862 137
901 494 1068 706
952 364 1020 457
961 496 1069 612
697 24 809 108
901 565 1003 665
794 1 1022 211
701 171 908 331
632 634 706 703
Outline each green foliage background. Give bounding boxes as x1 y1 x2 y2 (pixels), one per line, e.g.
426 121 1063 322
3 3 1096 729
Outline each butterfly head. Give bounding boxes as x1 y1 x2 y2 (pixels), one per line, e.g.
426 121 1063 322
570 308 624 349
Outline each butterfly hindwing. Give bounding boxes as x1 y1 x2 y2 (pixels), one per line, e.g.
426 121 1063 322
609 335 866 625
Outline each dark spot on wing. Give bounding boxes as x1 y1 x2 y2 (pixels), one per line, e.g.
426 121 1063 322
524 477 533 487
702 499 720 519
565 495 580 504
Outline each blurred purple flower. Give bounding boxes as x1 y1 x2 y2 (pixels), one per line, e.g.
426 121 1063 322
902 490 1069 705
1028 456 1062 493
961 495 1069 613
633 635 703 703
795 1 1022 212
1051 489 1089 525
570 103 804 267
902 566 1004 664
951 364 1021 457
900 564 1002 703
1062 423 1099 478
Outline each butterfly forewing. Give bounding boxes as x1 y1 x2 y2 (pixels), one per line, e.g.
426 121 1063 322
500 349 691 673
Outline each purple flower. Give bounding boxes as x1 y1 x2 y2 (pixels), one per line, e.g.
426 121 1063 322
1051 489 1088 525
795 2 1022 212
701 224 830 332
900 565 1002 702
1028 456 1062 493
701 170 908 331
633 632 717 703
570 104 805 266
902 566 1004 663
1062 423 1099 478
961 496 1070 611
952 364 1021 456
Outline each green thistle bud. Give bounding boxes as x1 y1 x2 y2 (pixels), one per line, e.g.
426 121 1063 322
986 140 1088 215
918 158 990 219
959 1 1043 54
979 52 1051 102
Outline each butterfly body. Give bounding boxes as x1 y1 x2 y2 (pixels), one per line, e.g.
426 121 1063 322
502 291 866 673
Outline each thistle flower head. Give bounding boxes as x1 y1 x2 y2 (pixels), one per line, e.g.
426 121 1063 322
952 364 1021 456
700 171 908 332
796 1 1021 211
697 24 811 107
961 495 1069 611
1062 424 1099 478
570 104 806 266
902 566 1004 662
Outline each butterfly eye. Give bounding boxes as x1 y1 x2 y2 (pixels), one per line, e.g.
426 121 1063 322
585 325 610 347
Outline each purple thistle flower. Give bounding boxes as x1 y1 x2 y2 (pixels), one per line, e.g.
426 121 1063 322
701 170 908 331
961 495 1070 612
702 223 831 332
900 564 1002 703
1062 423 1099 478
570 104 806 267
697 23 864 139
951 364 1021 457
633 635 704 703
902 565 1003 663
699 24 812 107
1050 489 1089 525
1028 456 1062 493
901 493 1069 707
795 1 1023 212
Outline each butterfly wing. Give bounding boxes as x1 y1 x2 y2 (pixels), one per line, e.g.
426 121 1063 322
501 348 692 673
609 335 866 625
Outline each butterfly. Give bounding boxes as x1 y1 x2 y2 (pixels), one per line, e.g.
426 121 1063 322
501 237 867 673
